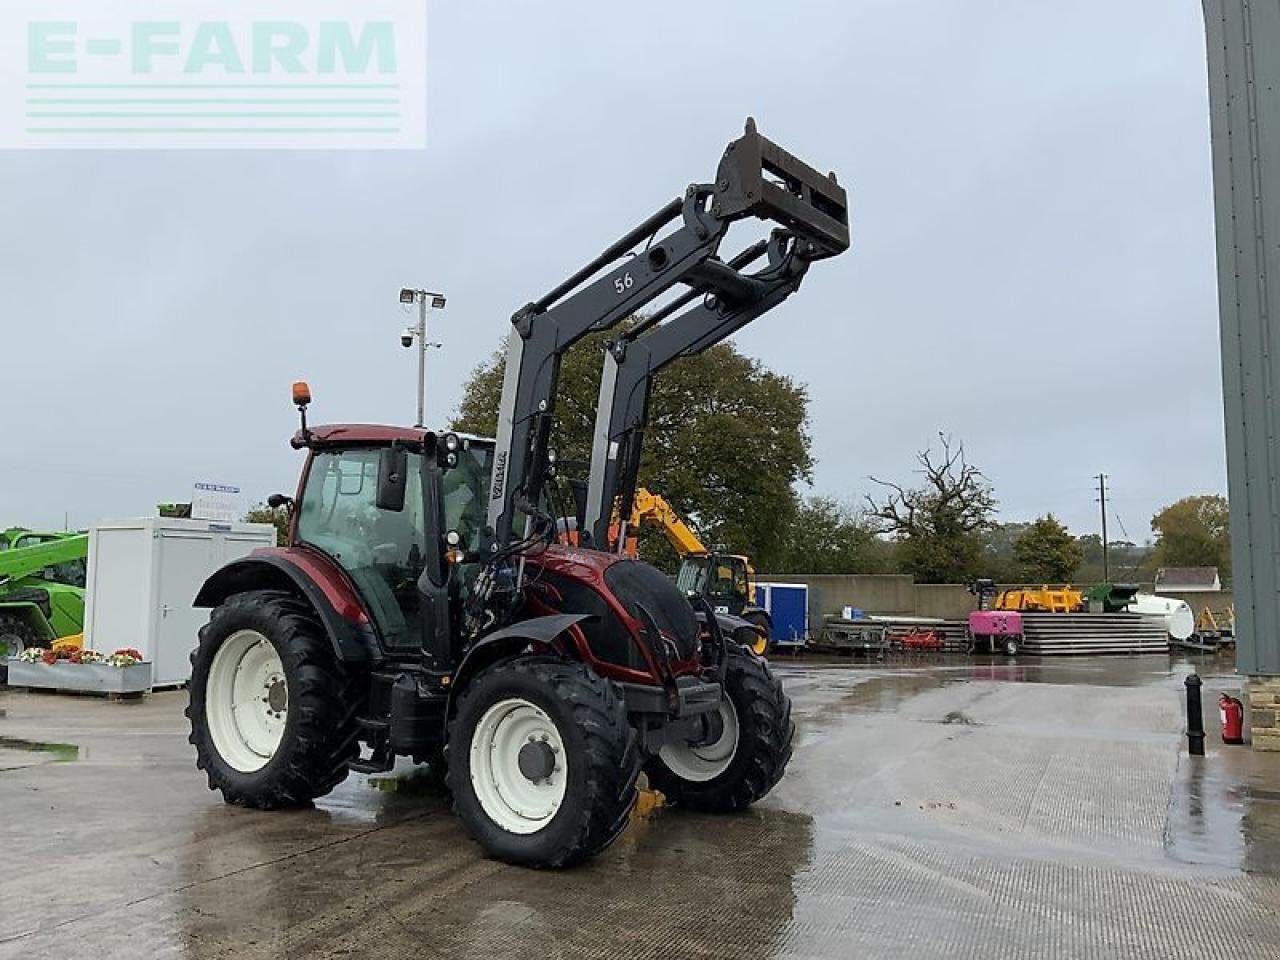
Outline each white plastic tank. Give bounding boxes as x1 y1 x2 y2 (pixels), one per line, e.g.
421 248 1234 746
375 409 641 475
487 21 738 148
1127 593 1195 641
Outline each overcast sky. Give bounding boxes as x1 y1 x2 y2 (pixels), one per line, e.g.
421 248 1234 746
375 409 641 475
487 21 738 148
0 1 1224 544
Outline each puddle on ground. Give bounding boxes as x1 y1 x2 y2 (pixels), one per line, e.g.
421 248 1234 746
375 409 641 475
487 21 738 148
1166 749 1280 876
177 793 814 960
0 735 79 761
784 652 1221 691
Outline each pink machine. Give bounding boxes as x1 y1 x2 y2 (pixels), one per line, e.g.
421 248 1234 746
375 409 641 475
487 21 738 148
967 610 1023 656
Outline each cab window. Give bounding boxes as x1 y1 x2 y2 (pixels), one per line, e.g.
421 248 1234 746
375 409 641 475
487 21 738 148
296 448 426 649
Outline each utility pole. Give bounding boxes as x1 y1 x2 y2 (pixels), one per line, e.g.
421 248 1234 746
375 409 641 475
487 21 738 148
1096 473 1109 584
398 288 448 428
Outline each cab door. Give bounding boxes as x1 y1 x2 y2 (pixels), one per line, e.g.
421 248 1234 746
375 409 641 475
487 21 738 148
295 448 430 651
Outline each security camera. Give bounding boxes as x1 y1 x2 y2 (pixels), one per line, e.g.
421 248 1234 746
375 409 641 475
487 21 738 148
401 328 415 348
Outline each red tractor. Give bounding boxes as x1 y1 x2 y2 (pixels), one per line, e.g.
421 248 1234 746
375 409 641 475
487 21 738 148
186 120 849 867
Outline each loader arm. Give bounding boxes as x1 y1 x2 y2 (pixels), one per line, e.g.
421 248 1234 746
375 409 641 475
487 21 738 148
0 534 88 585
583 231 816 548
487 117 849 550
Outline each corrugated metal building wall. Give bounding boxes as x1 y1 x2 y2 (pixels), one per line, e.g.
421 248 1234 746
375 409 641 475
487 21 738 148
1204 0 1280 675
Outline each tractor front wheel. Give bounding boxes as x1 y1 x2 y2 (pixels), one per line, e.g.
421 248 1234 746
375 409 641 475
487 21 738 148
647 647 793 812
187 590 362 808
0 614 39 660
0 614 41 683
447 658 639 868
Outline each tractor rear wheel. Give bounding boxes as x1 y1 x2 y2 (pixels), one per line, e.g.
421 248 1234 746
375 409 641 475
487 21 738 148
187 590 362 808
447 658 639 868
647 646 793 812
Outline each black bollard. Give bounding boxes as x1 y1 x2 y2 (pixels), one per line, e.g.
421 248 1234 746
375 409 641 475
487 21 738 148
1185 673 1206 756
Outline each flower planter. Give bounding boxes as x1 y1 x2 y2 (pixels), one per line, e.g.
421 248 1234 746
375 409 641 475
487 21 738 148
5 658 153 694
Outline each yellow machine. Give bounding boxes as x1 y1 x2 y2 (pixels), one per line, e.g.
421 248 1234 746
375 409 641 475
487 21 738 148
994 585 1085 614
620 489 771 655
621 489 713 557
1197 604 1236 637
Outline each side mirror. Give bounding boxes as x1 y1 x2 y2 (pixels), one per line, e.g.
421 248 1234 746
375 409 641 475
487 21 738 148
266 493 293 510
376 447 408 512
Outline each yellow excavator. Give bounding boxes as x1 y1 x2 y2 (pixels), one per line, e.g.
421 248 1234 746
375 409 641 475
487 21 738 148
618 489 772 655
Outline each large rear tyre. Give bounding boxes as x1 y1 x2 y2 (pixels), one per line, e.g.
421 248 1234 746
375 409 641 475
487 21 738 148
187 590 362 808
447 658 639 868
647 647 793 812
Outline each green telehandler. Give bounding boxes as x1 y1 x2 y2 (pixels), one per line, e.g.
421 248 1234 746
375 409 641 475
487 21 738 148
0 533 89 674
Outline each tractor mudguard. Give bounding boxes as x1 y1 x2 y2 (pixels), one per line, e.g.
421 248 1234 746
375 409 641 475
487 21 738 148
193 553 376 662
715 610 760 637
447 613 594 715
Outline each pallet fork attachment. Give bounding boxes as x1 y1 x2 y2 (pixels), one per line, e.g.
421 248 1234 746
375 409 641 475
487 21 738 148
582 123 851 548
487 118 849 550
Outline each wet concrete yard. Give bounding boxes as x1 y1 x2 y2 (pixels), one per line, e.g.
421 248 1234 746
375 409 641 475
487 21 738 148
3 656 1279 959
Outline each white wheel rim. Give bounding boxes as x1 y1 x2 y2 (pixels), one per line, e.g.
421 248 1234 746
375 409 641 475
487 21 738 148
205 629 288 773
1 633 24 659
469 698 568 835
659 697 739 783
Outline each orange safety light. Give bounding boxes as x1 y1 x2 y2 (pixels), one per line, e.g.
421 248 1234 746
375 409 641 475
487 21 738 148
292 381 312 407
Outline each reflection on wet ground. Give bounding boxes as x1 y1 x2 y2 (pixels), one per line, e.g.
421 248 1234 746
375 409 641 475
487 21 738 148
2 654 1278 959
0 734 79 767
1167 733 1280 875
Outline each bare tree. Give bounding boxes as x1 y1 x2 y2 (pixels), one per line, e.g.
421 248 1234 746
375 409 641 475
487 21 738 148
867 435 996 583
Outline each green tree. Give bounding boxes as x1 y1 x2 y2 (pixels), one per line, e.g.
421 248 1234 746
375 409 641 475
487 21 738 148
867 436 996 584
1073 534 1156 584
1012 514 1084 583
770 496 891 574
452 325 812 571
981 521 1032 582
1151 494 1231 578
244 502 290 546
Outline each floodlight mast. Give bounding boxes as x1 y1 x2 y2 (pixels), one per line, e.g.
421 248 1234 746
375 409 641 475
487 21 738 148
485 118 850 552
399 287 447 427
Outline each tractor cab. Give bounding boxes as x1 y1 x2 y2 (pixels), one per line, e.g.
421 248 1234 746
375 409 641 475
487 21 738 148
286 421 494 657
676 552 752 616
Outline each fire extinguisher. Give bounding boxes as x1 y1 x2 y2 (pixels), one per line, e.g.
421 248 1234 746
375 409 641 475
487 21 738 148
1219 693 1245 745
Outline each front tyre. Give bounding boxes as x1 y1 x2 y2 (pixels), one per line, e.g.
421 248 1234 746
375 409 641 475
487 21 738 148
0 614 40 685
187 590 362 808
0 614 39 659
447 658 639 868
647 647 793 812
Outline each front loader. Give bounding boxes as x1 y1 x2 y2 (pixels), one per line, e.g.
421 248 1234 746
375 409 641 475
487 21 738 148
187 119 848 868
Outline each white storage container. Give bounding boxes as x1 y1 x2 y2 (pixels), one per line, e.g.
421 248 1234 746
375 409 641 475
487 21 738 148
83 518 276 687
